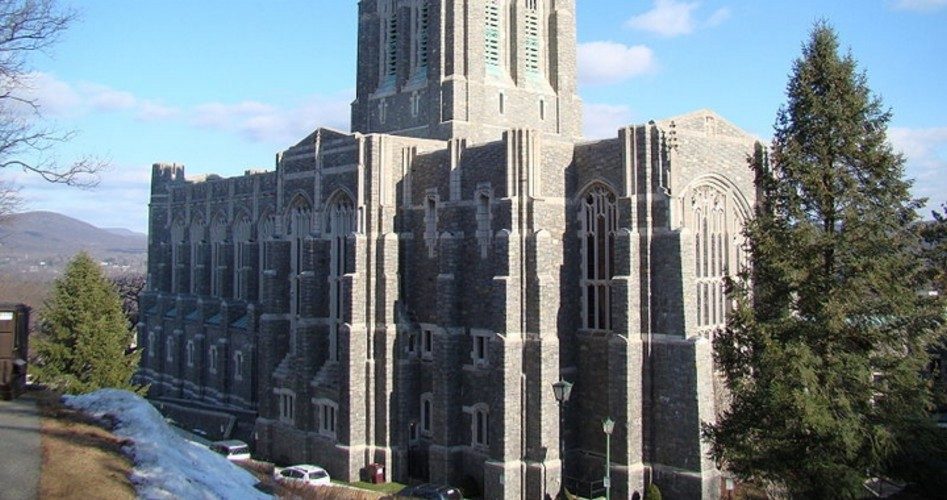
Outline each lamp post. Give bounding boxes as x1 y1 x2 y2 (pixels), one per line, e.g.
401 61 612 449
551 380 573 500
602 417 614 500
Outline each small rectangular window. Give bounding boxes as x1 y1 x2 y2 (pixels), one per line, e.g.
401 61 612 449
209 346 218 373
421 329 434 360
317 402 337 438
279 392 296 423
471 330 491 368
407 332 418 355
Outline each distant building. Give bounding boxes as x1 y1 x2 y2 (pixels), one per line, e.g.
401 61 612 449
138 1 758 498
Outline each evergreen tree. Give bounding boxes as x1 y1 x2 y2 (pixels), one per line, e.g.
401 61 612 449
33 251 142 394
922 204 947 295
705 23 945 498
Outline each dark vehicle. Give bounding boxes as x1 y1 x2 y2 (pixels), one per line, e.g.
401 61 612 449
396 483 463 500
0 304 29 400
209 440 251 461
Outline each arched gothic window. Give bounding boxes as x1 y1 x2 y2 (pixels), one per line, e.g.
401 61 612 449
233 351 244 381
257 213 276 300
288 200 312 319
209 345 219 374
186 340 195 368
471 404 490 449
327 192 355 363
420 392 433 436
165 336 174 363
580 185 618 331
689 184 748 335
170 220 186 293
189 219 206 295
210 216 228 297
232 216 252 300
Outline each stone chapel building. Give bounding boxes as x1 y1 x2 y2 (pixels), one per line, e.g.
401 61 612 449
138 1 759 498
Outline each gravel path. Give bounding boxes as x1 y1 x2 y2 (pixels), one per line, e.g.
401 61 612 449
0 393 41 500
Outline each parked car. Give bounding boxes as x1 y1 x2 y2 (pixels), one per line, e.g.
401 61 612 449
209 440 251 461
273 464 331 486
396 483 463 499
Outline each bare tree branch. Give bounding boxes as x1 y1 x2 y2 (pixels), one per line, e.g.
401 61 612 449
0 0 105 188
0 177 20 219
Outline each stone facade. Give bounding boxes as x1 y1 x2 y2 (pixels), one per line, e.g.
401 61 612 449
138 1 758 498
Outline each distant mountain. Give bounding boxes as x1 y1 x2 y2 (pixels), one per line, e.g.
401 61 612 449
0 211 146 279
103 227 147 238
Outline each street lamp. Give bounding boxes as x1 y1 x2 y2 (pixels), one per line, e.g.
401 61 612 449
602 417 614 500
552 379 573 404
552 380 573 500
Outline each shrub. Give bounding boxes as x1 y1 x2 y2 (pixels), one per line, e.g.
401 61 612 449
644 483 662 500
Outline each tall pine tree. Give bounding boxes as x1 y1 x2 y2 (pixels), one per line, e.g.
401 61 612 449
705 23 945 498
33 251 142 394
922 204 947 295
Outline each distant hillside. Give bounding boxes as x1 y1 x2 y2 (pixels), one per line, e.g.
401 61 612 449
0 211 147 280
103 227 147 238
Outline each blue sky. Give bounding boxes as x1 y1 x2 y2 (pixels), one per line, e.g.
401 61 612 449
7 0 947 233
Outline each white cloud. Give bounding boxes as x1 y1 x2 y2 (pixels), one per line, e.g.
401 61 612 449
13 72 83 117
890 0 947 12
193 101 275 129
136 101 180 121
12 73 137 117
705 7 732 27
625 0 731 37
626 0 699 37
578 41 657 86
889 126 947 212
79 83 137 112
190 92 352 144
583 103 635 139
9 73 353 146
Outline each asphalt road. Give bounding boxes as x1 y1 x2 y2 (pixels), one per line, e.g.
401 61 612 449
0 394 41 500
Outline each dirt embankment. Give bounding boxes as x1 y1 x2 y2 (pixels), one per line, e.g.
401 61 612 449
34 391 135 500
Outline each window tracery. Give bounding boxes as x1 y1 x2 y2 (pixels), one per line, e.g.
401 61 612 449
327 192 355 363
233 216 251 300
189 219 206 295
171 220 186 293
689 183 748 335
580 185 618 331
210 216 227 297
288 201 312 320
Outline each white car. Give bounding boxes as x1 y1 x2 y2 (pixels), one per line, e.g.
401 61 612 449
273 464 331 486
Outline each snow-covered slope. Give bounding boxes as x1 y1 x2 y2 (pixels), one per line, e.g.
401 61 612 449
64 389 269 500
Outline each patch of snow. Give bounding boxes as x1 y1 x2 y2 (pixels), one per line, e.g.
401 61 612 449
64 389 269 500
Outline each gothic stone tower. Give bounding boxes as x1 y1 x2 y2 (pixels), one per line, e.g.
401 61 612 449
138 2 759 499
351 0 582 143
